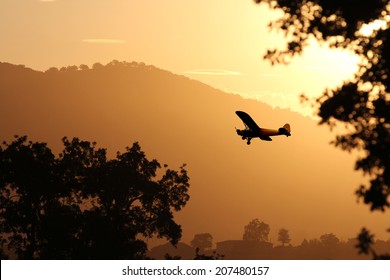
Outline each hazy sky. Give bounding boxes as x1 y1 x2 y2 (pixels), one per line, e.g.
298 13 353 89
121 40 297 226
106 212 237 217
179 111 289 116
1 0 390 248
1 0 360 116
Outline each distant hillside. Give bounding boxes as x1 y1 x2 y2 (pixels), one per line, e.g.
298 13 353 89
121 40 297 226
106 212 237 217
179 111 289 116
148 239 386 260
0 61 386 251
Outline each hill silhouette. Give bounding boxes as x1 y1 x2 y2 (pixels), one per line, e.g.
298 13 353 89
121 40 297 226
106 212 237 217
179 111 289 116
0 61 387 249
148 237 390 260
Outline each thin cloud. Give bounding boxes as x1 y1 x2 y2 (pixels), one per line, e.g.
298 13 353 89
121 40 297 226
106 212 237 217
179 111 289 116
183 69 245 76
257 73 280 77
82 39 126 44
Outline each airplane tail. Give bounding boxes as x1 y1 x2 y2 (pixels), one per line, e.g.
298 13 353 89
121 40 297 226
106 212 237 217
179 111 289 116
283 123 291 133
279 123 291 137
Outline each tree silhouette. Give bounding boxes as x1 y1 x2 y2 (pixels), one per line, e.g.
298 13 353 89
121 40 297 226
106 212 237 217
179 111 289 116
193 248 224 260
242 218 270 242
278 228 291 246
356 228 390 259
0 136 190 259
190 233 213 252
254 0 390 258
319 233 340 247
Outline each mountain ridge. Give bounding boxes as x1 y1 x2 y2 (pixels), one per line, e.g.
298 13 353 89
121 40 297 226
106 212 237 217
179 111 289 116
0 60 387 246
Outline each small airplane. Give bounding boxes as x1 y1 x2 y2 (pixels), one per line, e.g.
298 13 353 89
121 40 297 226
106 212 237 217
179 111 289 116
235 111 291 145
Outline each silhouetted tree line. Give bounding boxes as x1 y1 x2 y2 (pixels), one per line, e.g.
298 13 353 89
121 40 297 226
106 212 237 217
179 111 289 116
0 136 189 259
149 230 390 260
254 0 390 259
44 60 153 74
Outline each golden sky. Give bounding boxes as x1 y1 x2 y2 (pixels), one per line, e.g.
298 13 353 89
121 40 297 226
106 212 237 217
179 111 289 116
2 0 387 246
1 0 359 116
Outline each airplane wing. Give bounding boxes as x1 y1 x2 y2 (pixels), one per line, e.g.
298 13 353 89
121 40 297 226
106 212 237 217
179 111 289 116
235 111 260 131
259 135 272 141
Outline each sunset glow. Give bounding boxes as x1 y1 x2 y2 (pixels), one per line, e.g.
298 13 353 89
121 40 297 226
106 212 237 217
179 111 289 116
1 0 388 258
0 0 360 117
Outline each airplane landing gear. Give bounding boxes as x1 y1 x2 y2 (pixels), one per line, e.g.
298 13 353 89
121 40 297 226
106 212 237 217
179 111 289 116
247 140 251 145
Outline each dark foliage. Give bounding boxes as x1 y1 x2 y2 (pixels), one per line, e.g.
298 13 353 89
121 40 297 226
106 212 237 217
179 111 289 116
193 248 224 260
190 233 213 251
277 228 291 246
254 0 390 258
243 218 270 242
356 228 390 259
0 136 189 259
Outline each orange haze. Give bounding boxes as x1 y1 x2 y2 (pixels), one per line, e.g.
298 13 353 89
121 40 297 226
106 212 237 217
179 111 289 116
0 62 388 248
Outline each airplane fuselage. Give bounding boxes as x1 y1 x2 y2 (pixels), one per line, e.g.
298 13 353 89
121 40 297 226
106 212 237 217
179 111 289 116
236 128 290 139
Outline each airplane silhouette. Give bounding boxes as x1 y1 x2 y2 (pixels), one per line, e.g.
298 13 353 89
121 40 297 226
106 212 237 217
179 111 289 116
235 111 291 145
